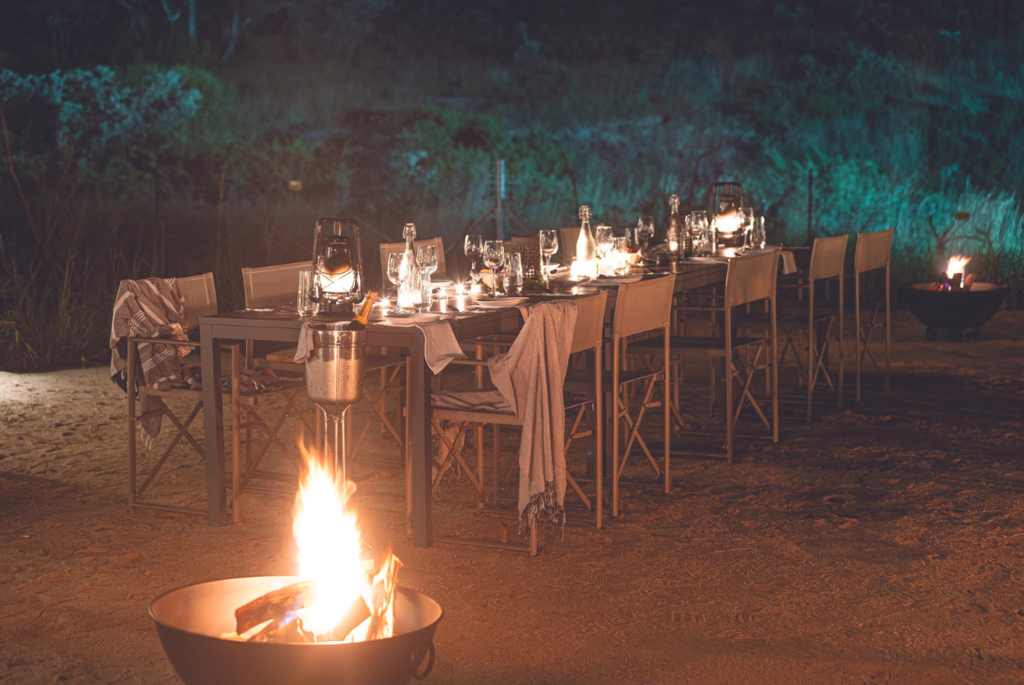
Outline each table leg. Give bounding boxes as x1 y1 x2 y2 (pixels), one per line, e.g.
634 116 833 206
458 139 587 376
407 334 433 547
201 325 229 526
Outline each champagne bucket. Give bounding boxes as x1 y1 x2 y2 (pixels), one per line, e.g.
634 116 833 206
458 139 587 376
304 322 365 415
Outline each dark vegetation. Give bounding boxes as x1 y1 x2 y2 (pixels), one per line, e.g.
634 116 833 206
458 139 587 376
2 0 1023 372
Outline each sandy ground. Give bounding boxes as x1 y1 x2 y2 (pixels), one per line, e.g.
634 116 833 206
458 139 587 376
2 310 1024 684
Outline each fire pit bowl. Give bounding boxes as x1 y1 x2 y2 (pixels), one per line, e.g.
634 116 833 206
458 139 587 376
150 576 442 685
900 282 1008 342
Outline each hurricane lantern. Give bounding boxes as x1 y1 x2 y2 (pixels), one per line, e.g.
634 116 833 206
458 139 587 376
710 182 746 254
310 218 364 316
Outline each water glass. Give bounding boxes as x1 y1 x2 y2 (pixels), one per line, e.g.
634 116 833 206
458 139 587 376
297 269 318 317
637 216 655 253
507 252 523 291
417 269 433 312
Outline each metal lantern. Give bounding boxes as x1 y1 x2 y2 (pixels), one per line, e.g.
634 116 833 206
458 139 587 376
710 182 745 253
310 217 364 315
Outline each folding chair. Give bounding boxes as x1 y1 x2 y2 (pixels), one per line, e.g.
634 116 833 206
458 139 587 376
559 227 581 264
429 293 608 555
240 263 405 478
378 237 447 280
776 235 847 422
634 252 781 464
506 238 541 280
126 273 244 519
853 227 893 402
592 275 675 517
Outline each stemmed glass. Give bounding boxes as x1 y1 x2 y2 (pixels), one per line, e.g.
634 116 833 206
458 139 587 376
482 240 505 296
416 245 438 311
464 235 483 288
538 229 559 287
687 211 710 257
595 225 614 274
387 252 411 312
636 216 655 255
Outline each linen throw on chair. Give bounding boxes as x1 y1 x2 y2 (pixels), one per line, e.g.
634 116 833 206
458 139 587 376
488 300 577 535
110 278 193 441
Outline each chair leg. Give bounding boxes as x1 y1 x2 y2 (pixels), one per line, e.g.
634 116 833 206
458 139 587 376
232 346 241 524
127 338 137 506
529 520 538 557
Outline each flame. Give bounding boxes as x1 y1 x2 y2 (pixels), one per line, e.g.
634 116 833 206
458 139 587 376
318 268 356 295
570 258 598 280
946 255 971 279
715 209 742 236
291 443 398 641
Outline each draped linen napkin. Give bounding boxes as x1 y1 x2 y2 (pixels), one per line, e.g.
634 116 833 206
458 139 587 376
110 278 194 441
487 300 577 535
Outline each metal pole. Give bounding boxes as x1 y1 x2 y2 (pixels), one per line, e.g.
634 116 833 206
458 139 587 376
496 159 506 240
807 168 814 246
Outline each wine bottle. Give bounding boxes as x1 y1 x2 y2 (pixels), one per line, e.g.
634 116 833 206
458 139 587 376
669 194 690 258
348 291 378 330
575 205 598 279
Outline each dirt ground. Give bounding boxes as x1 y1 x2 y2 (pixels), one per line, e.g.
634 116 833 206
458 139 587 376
2 310 1024 684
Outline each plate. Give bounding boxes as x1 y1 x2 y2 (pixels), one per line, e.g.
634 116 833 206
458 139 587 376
382 312 441 325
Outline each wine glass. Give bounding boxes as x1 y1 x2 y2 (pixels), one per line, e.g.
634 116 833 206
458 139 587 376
464 235 482 286
687 211 710 257
387 252 411 312
482 240 505 295
637 216 655 254
417 244 438 278
595 225 614 274
539 229 559 286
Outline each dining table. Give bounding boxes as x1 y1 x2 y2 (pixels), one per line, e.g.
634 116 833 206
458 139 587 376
198 259 729 547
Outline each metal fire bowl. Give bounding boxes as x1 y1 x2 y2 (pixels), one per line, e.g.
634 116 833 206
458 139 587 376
150 576 442 685
900 282 1008 340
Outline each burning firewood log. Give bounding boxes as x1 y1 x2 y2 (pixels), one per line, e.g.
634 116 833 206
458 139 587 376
233 580 371 642
230 550 402 644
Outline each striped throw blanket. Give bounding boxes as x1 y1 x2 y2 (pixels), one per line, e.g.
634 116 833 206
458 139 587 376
110 278 195 441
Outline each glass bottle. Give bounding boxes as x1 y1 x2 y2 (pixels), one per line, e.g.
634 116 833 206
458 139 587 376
575 205 598 278
669 194 690 259
400 223 421 307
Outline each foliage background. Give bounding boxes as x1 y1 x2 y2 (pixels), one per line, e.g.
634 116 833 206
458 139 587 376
2 0 1023 371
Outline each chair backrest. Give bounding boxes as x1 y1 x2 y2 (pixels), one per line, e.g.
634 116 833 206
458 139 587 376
241 260 308 309
569 291 608 355
560 227 580 263
854 227 893 275
724 252 779 309
177 272 218 329
505 240 541 280
809 235 848 280
379 238 447 283
611 275 676 339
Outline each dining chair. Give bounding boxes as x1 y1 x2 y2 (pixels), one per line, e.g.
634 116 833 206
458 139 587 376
240 262 408 469
775 235 847 422
378 237 447 285
632 252 780 464
581 275 675 517
428 293 609 555
125 273 246 520
559 227 581 264
853 227 893 402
